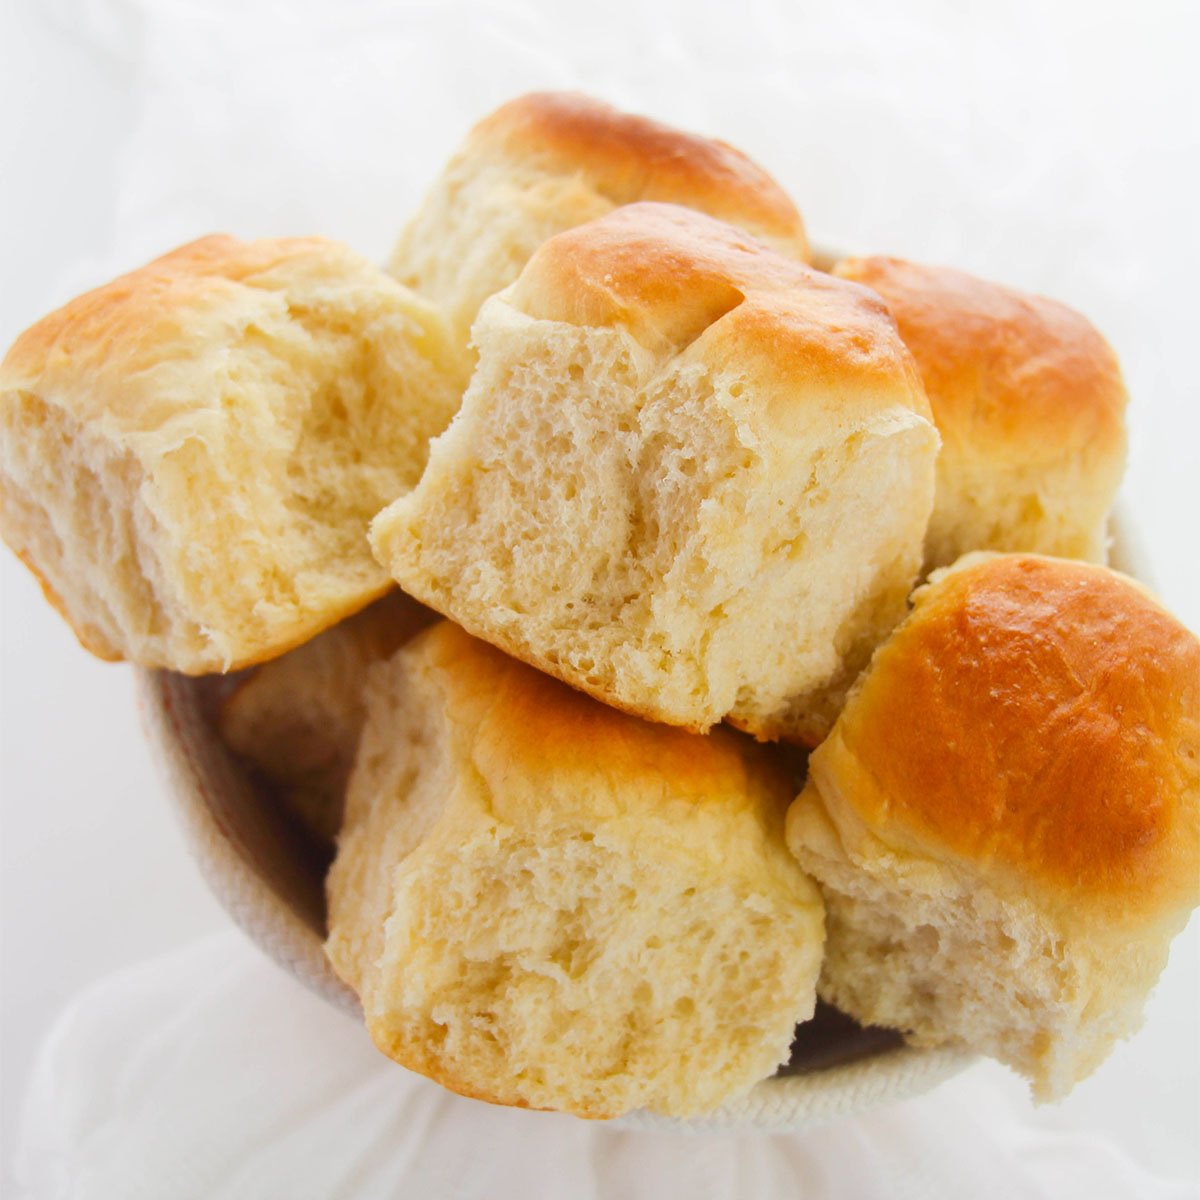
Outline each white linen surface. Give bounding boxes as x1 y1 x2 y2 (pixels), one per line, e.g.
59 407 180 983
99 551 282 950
13 932 1196 1200
2 0 1198 1196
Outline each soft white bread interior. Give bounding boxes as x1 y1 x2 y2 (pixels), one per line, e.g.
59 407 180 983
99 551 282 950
786 553 1200 1099
219 590 435 841
832 256 1128 570
0 235 466 673
372 203 939 745
325 621 826 1119
389 91 811 350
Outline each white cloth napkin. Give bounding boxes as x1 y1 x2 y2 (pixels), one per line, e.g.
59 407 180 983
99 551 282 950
14 933 1196 1200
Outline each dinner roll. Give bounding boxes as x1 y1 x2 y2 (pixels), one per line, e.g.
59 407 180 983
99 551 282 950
389 91 810 350
372 204 939 745
833 256 1128 569
786 553 1200 1099
325 621 825 1119
0 236 465 672
219 590 435 841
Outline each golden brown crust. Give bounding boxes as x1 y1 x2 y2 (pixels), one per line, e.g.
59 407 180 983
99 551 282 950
425 622 777 805
832 256 1128 462
2 235 345 409
368 1031 609 1118
510 203 930 421
4 236 305 369
816 554 1200 922
473 92 809 259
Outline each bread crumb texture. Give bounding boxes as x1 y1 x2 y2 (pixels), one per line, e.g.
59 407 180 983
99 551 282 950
374 203 939 745
0 235 466 672
326 622 826 1118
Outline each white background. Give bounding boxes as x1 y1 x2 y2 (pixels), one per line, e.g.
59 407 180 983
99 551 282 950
1 0 1198 1195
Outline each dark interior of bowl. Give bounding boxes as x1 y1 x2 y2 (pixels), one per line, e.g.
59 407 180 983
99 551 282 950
176 673 905 1076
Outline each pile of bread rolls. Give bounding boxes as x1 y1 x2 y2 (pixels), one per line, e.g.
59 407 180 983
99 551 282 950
2 93 1196 1121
